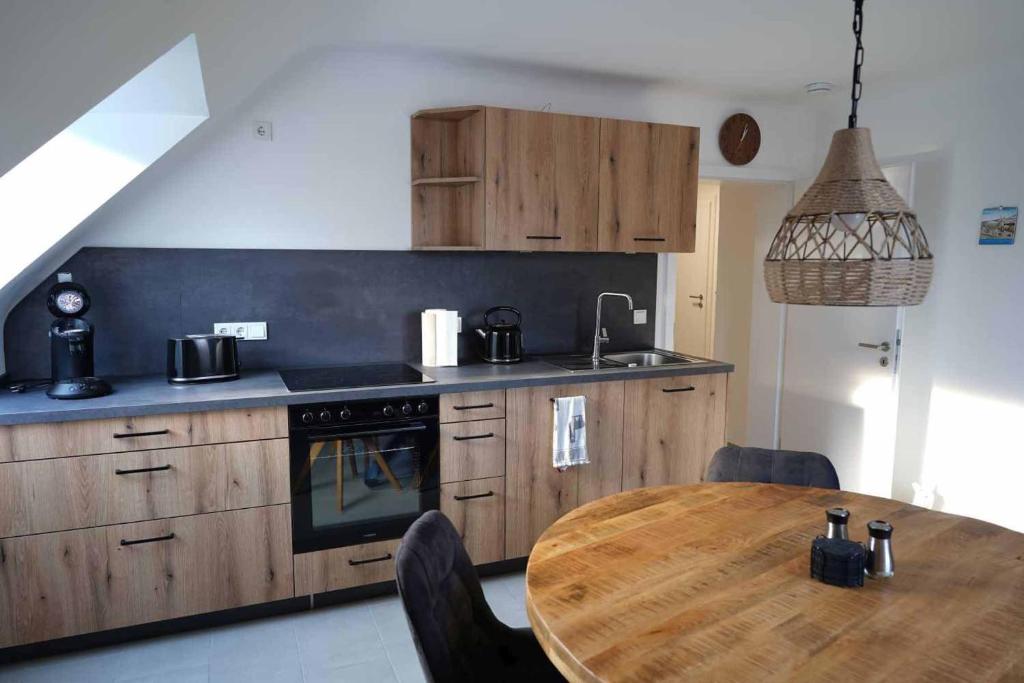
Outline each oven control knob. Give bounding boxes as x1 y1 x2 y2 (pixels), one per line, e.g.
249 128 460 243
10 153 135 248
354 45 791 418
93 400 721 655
417 400 430 415
300 411 315 425
401 402 413 416
382 404 396 418
339 407 352 420
319 409 332 423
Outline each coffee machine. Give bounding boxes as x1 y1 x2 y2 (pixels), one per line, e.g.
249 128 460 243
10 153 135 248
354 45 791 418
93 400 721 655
46 276 111 399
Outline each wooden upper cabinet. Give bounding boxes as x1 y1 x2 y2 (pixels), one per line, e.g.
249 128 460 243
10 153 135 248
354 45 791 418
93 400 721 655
485 108 600 251
598 119 700 253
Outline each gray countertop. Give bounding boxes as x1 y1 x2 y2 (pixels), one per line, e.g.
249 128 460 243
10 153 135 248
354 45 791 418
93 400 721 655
0 357 733 426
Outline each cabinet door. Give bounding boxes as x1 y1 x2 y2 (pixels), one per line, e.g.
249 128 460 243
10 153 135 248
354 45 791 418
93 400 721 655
485 108 600 251
441 477 505 565
505 381 624 558
622 374 727 489
598 119 699 252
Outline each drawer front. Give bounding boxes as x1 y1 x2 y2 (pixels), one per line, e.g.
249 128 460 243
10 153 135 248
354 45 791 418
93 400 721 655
0 407 287 463
441 477 505 565
0 505 293 647
294 539 401 595
1 413 192 462
440 390 506 423
190 407 287 446
0 439 290 538
440 419 506 483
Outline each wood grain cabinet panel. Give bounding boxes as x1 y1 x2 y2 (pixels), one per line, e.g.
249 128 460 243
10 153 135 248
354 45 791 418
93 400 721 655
0 407 286 463
485 108 600 251
598 119 700 253
294 539 401 595
505 381 624 559
622 373 727 489
0 439 289 538
440 390 505 423
441 477 505 565
440 419 506 483
0 505 292 647
0 413 192 462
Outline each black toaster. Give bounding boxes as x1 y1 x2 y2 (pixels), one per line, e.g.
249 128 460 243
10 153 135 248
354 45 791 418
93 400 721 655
167 335 240 384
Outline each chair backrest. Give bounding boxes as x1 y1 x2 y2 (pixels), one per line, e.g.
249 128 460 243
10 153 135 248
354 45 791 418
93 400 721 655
395 510 501 683
705 445 840 489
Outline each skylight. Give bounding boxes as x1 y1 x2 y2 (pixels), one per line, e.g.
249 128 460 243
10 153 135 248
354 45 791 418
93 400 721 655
0 34 208 289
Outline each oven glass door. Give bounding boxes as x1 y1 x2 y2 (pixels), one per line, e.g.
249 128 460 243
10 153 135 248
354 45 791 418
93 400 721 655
292 420 439 553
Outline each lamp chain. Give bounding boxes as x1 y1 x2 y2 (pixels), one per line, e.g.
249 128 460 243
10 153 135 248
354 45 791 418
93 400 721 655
848 0 865 128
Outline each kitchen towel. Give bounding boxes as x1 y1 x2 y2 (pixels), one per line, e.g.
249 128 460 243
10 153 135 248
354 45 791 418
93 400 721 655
552 395 589 470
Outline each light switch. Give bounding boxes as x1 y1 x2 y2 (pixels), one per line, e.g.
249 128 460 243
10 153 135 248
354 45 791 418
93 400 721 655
247 322 268 340
633 309 648 325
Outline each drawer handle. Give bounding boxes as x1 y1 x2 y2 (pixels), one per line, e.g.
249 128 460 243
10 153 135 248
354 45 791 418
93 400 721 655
348 553 393 566
452 433 495 442
454 491 495 501
662 386 696 393
452 403 494 411
633 237 667 242
120 532 175 546
525 235 562 240
113 429 170 440
115 464 172 475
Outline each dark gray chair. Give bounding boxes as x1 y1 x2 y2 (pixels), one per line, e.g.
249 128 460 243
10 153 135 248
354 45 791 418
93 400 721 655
705 445 840 489
395 510 565 683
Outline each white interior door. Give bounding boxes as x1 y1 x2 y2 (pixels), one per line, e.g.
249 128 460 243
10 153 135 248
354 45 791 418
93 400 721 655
779 165 913 496
673 182 718 357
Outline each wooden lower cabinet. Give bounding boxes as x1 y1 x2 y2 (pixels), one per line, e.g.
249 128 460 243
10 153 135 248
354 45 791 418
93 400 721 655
294 539 401 594
622 373 728 489
0 439 289 538
505 381 624 559
439 419 506 483
0 505 293 647
440 389 506 423
441 477 505 565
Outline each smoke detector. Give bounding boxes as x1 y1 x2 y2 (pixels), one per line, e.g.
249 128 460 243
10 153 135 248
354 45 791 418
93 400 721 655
805 81 834 95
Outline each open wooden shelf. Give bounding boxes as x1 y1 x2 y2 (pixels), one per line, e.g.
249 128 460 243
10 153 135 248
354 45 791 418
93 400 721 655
411 176 481 187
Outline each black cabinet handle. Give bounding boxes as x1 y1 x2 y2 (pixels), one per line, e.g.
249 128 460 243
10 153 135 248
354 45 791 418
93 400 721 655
113 429 170 440
525 235 562 240
633 237 667 242
454 491 495 501
452 433 495 442
662 386 696 393
120 532 175 546
348 553 393 566
452 403 494 411
115 464 172 475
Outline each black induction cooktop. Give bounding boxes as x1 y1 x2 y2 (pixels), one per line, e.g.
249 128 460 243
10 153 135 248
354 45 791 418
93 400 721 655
278 363 435 392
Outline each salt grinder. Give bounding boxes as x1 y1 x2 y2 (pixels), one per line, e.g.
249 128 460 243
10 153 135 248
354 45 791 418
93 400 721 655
865 520 894 578
825 508 850 540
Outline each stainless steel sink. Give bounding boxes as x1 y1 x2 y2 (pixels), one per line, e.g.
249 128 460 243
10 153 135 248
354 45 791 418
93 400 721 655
601 351 696 367
541 349 699 372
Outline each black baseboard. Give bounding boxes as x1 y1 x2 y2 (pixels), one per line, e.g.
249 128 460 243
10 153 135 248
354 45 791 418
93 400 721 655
0 559 528 665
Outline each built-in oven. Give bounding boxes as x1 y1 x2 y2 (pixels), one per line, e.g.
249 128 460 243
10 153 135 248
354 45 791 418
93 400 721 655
289 395 440 554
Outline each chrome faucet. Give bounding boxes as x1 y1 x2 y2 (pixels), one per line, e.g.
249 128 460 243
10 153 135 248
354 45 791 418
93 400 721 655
592 292 634 363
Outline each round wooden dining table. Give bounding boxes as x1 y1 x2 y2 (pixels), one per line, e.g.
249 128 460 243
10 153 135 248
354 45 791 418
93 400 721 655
525 483 1024 682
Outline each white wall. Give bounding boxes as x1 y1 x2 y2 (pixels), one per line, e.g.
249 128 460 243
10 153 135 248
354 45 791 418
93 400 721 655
812 60 1024 530
82 49 816 251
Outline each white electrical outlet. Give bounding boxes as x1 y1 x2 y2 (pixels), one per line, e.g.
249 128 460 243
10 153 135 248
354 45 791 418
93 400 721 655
253 120 273 141
213 322 267 340
633 309 648 325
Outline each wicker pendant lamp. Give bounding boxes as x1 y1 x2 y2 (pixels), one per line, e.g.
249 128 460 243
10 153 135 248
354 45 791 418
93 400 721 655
764 0 933 306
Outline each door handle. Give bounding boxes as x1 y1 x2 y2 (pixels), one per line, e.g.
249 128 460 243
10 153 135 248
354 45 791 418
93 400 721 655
858 342 891 352
689 294 704 309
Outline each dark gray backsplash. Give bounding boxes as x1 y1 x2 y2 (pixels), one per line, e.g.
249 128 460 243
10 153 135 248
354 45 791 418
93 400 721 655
4 248 657 379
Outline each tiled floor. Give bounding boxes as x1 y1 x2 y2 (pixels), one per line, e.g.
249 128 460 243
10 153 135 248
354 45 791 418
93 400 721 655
0 572 528 683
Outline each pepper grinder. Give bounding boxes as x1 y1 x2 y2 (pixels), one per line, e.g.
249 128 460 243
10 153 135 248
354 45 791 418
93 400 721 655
825 508 850 540
865 520 894 578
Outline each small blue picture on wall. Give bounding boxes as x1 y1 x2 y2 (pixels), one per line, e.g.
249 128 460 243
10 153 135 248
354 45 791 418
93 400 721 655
979 206 1017 245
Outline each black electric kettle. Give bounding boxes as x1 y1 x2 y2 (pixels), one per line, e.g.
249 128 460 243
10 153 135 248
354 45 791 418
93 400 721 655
476 306 523 363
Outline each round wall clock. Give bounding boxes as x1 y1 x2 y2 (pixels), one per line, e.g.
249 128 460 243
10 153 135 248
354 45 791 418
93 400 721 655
718 113 761 166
